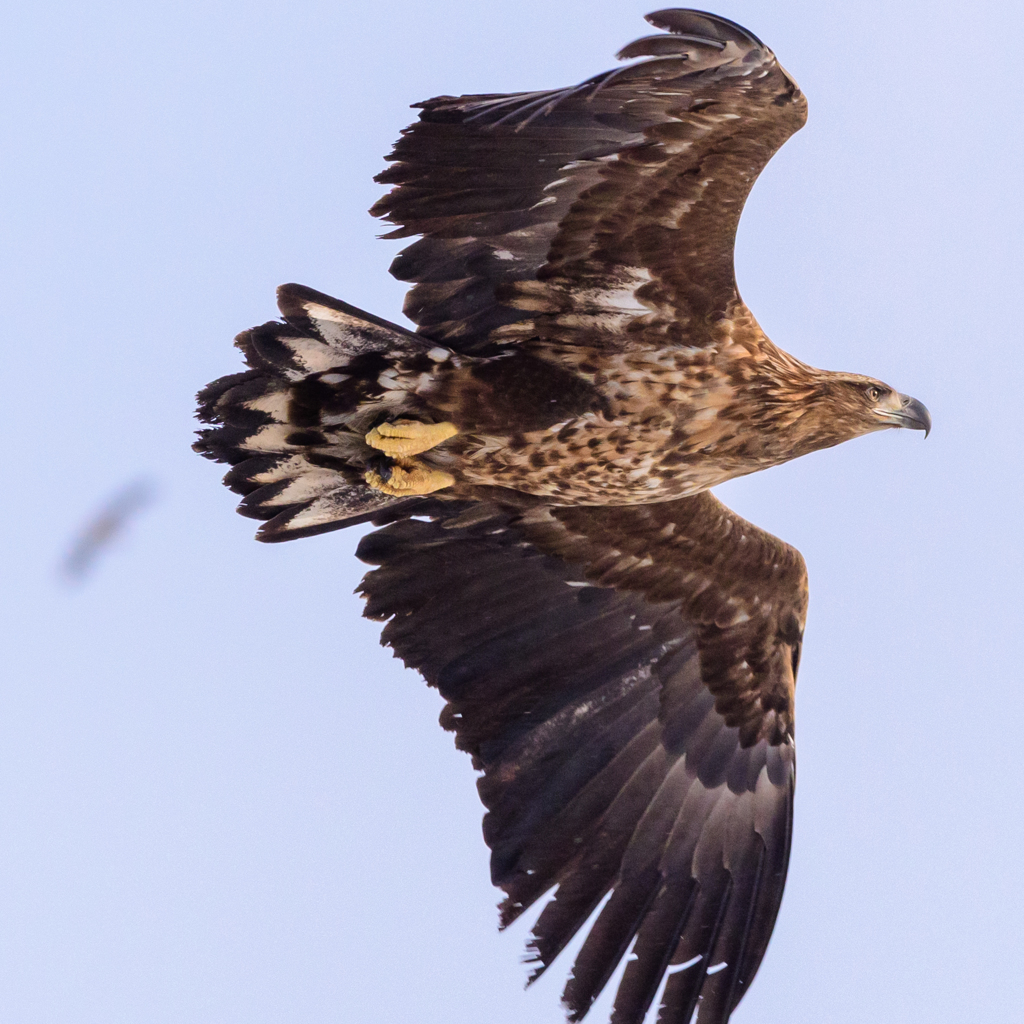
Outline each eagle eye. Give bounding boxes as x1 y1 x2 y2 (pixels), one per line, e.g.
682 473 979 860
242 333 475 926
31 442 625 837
866 385 885 402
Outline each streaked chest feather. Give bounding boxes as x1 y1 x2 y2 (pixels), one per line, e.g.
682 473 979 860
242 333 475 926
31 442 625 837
453 348 760 503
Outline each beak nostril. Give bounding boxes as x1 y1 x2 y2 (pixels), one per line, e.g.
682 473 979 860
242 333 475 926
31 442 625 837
893 393 931 436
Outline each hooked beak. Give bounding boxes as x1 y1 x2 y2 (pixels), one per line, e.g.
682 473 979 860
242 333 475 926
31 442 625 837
890 394 931 437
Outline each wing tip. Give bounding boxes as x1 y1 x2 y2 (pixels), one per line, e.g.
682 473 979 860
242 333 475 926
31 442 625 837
644 9 766 50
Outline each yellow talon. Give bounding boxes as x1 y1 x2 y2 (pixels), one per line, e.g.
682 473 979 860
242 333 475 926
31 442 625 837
365 419 459 458
364 458 455 496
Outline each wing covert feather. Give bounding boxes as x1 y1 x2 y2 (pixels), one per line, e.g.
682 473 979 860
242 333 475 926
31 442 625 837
356 491 806 1023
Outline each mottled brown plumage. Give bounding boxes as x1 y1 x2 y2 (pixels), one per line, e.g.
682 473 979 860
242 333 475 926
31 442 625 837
353 5 926 506
193 9 929 1024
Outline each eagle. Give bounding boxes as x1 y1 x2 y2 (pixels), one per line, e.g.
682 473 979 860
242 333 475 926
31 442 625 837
194 9 930 1024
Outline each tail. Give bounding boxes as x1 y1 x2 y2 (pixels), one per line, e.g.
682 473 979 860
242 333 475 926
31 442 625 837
194 284 445 542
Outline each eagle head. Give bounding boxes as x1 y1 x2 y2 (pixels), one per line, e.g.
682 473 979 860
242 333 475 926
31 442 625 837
763 368 932 461
825 373 932 438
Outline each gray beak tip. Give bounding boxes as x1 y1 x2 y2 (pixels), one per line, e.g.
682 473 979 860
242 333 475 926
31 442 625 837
898 394 931 437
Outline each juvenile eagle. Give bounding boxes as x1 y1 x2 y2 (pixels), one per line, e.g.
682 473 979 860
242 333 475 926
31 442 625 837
195 9 930 1024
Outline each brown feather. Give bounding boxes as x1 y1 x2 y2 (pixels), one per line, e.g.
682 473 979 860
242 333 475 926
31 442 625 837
372 13 805 352
356 491 802 1023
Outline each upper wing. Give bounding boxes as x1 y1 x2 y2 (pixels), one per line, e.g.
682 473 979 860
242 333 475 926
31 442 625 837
357 491 807 1024
372 9 806 353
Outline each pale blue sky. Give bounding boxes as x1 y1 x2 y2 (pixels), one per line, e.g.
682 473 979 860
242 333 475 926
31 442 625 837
2 1 1022 1022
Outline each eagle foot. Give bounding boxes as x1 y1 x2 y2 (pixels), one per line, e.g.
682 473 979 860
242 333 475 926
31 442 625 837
364 457 455 496
365 419 459 458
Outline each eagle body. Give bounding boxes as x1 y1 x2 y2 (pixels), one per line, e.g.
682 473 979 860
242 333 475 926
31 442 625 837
194 10 930 1024
393 347 736 503
309 308 915 506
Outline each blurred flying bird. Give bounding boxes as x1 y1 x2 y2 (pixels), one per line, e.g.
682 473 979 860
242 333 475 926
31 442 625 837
61 479 155 582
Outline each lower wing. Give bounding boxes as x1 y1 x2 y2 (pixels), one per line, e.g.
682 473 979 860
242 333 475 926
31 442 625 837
357 492 807 1024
